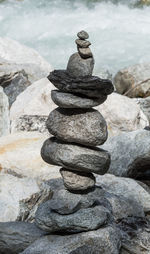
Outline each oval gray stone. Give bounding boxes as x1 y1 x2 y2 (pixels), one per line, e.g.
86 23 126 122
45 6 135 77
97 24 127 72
67 53 94 78
35 201 110 233
41 137 110 174
47 108 108 146
60 168 95 191
75 39 91 48
78 47 93 59
77 30 89 40
51 90 107 108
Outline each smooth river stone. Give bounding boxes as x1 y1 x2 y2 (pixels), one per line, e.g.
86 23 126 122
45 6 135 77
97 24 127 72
77 30 89 40
51 90 107 108
60 168 96 191
66 53 94 78
35 201 110 233
48 70 114 98
78 47 93 59
47 108 107 146
41 137 110 174
75 39 91 48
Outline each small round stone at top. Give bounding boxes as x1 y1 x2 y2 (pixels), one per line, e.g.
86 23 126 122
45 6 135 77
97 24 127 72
77 30 89 40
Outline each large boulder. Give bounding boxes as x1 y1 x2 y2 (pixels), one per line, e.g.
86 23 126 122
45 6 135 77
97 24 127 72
102 129 150 179
0 174 52 222
97 92 148 137
0 132 60 180
21 226 121 254
114 63 150 98
0 86 10 137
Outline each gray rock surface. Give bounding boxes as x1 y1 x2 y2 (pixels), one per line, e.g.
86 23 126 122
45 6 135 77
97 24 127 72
77 30 89 40
78 47 92 59
0 221 46 254
135 96 150 125
0 86 10 137
35 201 110 233
102 129 150 178
47 108 107 146
21 226 121 254
60 168 95 191
51 90 107 108
75 39 91 48
41 137 110 174
67 53 94 78
48 70 114 98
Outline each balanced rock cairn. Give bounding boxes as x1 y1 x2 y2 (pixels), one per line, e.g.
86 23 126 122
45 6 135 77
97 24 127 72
35 31 114 234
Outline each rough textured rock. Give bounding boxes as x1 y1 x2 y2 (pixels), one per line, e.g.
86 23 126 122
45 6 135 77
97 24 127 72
0 174 52 222
11 115 48 134
0 37 52 83
51 90 107 108
77 30 89 40
97 92 148 137
114 63 150 98
0 222 46 254
35 201 110 233
135 96 150 125
75 39 91 48
10 78 56 123
0 86 10 137
1 70 31 107
78 47 92 59
67 53 94 78
41 137 110 174
21 226 121 254
47 108 107 146
48 70 114 98
96 174 150 213
0 132 60 180
102 129 150 179
60 168 95 191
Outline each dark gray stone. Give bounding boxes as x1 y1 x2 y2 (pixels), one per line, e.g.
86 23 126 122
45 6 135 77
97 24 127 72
0 222 46 254
51 90 107 108
21 226 121 254
41 137 110 175
77 30 89 40
35 201 110 233
48 70 114 98
60 168 95 191
78 47 93 59
75 39 91 48
67 53 94 78
47 108 107 146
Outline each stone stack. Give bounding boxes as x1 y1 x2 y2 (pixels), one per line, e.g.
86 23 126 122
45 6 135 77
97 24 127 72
41 30 114 192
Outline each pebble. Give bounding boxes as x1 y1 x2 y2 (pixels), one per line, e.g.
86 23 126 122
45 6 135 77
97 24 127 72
77 30 89 40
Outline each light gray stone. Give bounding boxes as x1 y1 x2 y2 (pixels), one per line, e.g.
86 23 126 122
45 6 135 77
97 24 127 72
0 222 46 254
77 30 89 40
135 96 150 125
51 90 107 108
75 39 91 48
0 86 10 137
35 201 110 233
67 53 94 78
21 226 121 254
41 137 110 175
60 168 95 191
78 47 93 59
47 108 107 146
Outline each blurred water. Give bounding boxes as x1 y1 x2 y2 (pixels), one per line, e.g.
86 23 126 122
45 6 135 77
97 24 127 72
0 0 150 75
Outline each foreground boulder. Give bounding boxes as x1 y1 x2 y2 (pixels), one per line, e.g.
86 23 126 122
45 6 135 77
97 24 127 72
0 86 10 137
102 129 150 179
21 226 121 254
114 63 150 98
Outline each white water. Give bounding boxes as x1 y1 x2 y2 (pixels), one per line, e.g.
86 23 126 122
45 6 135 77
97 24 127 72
0 0 150 75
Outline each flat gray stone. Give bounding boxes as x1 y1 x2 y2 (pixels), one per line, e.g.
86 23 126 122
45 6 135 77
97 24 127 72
35 201 110 233
47 108 108 146
41 137 110 175
51 90 107 108
0 222 46 254
67 53 94 78
60 168 95 191
21 226 121 254
77 30 89 40
75 39 91 48
48 70 114 98
78 47 93 59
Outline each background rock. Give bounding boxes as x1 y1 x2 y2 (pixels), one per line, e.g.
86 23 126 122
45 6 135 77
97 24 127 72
0 132 60 180
102 129 150 179
0 86 10 137
114 63 150 98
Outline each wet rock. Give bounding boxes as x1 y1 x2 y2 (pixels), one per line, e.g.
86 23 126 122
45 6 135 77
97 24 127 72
51 90 107 108
60 168 95 191
0 221 46 254
41 137 110 175
47 108 107 146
